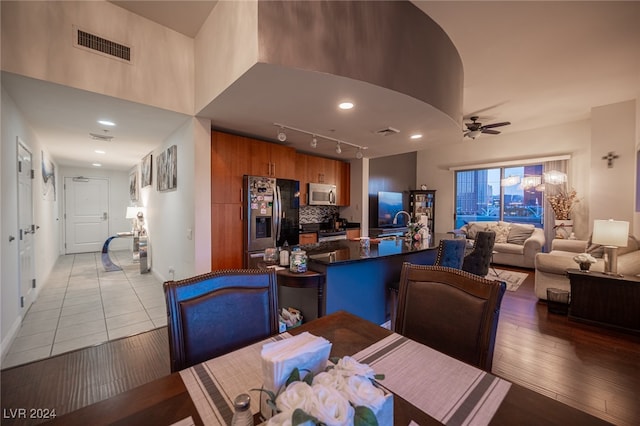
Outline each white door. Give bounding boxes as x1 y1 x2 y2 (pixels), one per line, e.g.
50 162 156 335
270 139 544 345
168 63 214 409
64 177 110 253
18 141 36 312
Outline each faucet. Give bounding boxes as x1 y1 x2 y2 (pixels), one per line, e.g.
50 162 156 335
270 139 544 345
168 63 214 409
393 210 411 225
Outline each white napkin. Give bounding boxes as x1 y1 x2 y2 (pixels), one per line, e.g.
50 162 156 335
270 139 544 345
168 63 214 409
261 332 332 392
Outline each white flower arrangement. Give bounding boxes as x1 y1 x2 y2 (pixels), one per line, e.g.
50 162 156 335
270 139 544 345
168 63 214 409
259 356 388 426
573 253 597 264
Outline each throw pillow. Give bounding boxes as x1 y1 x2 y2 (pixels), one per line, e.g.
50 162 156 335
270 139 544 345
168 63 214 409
507 224 535 245
467 222 488 240
486 223 510 243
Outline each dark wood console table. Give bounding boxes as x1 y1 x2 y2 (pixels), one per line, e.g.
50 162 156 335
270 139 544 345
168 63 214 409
567 269 640 333
276 269 326 318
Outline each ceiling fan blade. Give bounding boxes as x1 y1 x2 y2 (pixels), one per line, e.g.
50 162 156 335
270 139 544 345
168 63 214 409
482 129 501 135
481 121 511 129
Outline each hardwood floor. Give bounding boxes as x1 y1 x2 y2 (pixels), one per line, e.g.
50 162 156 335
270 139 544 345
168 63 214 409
1 267 638 425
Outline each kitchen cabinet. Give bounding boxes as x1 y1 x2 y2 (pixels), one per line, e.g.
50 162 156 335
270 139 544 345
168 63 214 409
299 232 318 245
346 228 360 240
409 190 436 237
296 152 350 206
248 138 296 179
211 131 248 204
211 203 244 270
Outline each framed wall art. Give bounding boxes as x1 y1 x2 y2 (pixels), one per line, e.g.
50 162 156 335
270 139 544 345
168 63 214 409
157 145 177 192
141 152 153 187
129 167 139 201
41 150 56 201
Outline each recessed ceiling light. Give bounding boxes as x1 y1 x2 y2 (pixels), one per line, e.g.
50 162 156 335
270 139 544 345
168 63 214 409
410 133 423 140
338 102 354 110
98 120 115 126
92 163 102 167
95 150 105 154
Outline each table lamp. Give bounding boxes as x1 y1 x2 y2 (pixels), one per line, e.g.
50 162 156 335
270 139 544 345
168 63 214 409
126 206 147 236
591 219 629 275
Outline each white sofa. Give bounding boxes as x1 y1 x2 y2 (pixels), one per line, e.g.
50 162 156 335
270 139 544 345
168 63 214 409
534 237 640 300
456 221 545 269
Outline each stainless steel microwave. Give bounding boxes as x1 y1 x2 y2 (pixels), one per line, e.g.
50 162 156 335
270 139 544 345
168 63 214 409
308 183 337 205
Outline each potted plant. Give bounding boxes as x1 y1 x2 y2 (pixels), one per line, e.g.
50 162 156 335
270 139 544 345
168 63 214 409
547 189 579 238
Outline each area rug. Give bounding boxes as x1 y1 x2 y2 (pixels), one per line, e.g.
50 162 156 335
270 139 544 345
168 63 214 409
485 269 528 292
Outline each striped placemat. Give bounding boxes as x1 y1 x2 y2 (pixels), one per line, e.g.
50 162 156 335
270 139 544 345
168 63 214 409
179 333 290 425
353 333 511 426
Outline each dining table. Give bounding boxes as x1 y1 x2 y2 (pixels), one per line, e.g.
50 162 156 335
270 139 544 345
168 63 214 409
45 311 610 425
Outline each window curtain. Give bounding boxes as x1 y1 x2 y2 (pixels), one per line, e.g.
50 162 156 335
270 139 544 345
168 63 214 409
542 160 569 252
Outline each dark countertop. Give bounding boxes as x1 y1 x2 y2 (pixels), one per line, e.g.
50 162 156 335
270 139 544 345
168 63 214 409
299 235 448 265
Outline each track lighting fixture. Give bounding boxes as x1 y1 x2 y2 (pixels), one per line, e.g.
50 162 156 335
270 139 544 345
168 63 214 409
277 127 287 142
272 123 366 159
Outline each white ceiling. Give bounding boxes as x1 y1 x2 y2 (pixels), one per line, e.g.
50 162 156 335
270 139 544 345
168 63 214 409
3 1 639 171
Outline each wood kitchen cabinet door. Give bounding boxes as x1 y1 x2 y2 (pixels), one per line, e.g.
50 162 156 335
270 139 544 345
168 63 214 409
211 203 244 270
270 143 297 179
295 153 308 206
335 160 350 206
247 139 296 178
306 155 335 184
211 131 249 204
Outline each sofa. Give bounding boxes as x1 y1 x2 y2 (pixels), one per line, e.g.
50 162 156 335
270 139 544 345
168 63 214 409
455 221 545 269
534 236 640 300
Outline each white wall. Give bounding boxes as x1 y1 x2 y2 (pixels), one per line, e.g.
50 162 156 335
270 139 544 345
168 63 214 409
58 166 131 252
590 100 636 227
144 117 211 283
1 1 194 115
416 99 637 240
194 0 258 113
1 86 60 359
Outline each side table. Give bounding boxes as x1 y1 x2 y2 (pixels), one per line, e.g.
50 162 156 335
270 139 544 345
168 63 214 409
567 269 640 334
276 269 326 320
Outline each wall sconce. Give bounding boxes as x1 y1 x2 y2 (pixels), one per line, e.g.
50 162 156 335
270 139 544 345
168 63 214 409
591 219 629 275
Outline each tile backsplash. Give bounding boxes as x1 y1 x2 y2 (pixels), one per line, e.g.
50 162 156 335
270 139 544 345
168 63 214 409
300 206 339 224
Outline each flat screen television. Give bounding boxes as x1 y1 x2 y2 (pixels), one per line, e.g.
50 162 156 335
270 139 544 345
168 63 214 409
377 191 405 227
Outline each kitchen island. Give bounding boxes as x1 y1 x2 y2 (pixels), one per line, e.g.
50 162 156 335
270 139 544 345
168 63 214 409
281 236 447 325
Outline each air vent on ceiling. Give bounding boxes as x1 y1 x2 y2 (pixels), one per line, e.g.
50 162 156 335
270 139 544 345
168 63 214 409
89 132 114 142
76 28 131 62
375 127 400 136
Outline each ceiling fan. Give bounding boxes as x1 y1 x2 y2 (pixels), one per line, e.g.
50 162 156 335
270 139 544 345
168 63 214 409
463 116 511 139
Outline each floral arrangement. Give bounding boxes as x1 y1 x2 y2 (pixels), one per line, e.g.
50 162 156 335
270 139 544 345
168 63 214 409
546 189 579 220
405 222 424 241
573 253 597 264
259 356 387 426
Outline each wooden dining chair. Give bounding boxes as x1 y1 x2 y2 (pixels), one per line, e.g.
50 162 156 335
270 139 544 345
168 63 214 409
394 263 506 371
164 268 279 372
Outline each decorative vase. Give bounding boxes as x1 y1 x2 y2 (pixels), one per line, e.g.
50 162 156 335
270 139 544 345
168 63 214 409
579 262 591 272
554 219 573 239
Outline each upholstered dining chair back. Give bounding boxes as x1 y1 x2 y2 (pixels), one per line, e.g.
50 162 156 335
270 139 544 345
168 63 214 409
462 231 496 277
434 238 467 269
164 269 279 372
394 264 506 371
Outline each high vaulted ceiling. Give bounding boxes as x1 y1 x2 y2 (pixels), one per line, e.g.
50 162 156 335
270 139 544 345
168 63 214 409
3 1 639 170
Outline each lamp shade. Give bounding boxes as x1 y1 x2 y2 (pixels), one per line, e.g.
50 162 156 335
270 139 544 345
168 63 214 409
126 206 146 219
591 219 629 247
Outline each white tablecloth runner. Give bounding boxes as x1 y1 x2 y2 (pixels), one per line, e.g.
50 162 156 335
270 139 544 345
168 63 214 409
180 332 510 426
353 333 511 426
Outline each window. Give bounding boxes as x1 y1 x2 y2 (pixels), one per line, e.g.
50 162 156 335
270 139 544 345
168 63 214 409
455 164 544 229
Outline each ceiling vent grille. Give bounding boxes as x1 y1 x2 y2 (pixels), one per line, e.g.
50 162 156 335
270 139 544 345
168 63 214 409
375 127 400 136
76 29 131 62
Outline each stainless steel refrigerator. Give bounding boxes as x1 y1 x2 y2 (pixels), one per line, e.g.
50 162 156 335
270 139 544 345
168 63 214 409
244 175 300 267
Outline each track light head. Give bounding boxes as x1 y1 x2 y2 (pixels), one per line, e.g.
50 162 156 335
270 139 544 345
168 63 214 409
277 128 287 142
355 148 363 159
310 136 317 148
335 142 342 154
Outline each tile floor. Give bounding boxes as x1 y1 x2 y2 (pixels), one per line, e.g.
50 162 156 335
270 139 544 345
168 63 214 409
2 250 166 369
